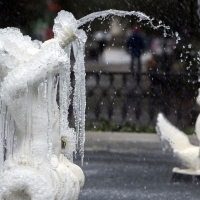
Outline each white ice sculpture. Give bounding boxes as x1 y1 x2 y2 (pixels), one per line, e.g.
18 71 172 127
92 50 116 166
0 11 86 200
156 89 200 175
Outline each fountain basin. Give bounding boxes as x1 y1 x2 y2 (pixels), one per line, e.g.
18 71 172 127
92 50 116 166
79 150 200 200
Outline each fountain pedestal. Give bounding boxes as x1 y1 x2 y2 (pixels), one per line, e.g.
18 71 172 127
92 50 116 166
172 171 200 184
172 167 200 184
156 89 200 184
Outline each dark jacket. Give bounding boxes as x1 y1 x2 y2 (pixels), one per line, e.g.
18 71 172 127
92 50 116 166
126 32 144 56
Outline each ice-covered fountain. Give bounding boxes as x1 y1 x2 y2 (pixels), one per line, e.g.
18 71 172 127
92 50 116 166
0 11 86 200
156 88 200 177
0 10 86 200
0 8 175 200
156 2 200 179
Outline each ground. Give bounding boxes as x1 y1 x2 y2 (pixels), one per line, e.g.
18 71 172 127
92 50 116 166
75 150 200 200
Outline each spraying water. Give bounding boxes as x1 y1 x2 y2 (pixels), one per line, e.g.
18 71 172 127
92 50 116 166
78 9 167 29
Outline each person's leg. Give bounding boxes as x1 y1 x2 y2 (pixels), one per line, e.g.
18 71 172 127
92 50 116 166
138 55 141 73
136 56 141 83
131 54 134 73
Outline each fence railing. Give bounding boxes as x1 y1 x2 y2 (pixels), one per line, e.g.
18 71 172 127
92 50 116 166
69 71 200 131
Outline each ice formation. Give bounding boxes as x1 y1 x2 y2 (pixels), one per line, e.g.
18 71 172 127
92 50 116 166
0 9 173 200
0 11 85 200
156 89 200 175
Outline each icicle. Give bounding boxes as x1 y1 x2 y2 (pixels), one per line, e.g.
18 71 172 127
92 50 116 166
2 105 6 160
3 107 10 162
5 112 11 160
3 110 15 162
72 30 87 165
0 100 5 172
25 82 33 161
51 75 59 119
59 46 71 134
0 105 3 172
46 73 53 161
0 75 4 172
8 116 15 157
59 45 75 161
31 82 49 165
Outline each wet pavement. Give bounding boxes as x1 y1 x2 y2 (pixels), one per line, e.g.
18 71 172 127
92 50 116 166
76 150 200 200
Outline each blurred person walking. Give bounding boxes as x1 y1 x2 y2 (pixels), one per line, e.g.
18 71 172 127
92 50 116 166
126 27 144 73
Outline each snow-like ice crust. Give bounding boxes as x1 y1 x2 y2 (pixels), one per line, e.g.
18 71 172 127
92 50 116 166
0 10 85 200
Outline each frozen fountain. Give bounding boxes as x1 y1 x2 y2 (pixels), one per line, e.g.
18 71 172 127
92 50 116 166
0 8 174 200
156 88 200 177
155 1 200 182
0 11 86 200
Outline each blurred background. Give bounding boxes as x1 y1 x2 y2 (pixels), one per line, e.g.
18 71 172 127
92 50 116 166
0 0 200 133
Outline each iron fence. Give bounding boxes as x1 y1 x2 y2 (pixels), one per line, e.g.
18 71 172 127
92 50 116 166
69 71 200 131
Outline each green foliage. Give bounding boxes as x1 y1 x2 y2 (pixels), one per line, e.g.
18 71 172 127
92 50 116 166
86 118 156 133
86 118 195 135
184 126 195 135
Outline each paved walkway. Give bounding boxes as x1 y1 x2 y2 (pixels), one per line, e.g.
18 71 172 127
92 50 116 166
85 131 198 153
79 150 200 200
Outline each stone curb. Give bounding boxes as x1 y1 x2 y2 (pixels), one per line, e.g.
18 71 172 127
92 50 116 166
85 131 198 153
